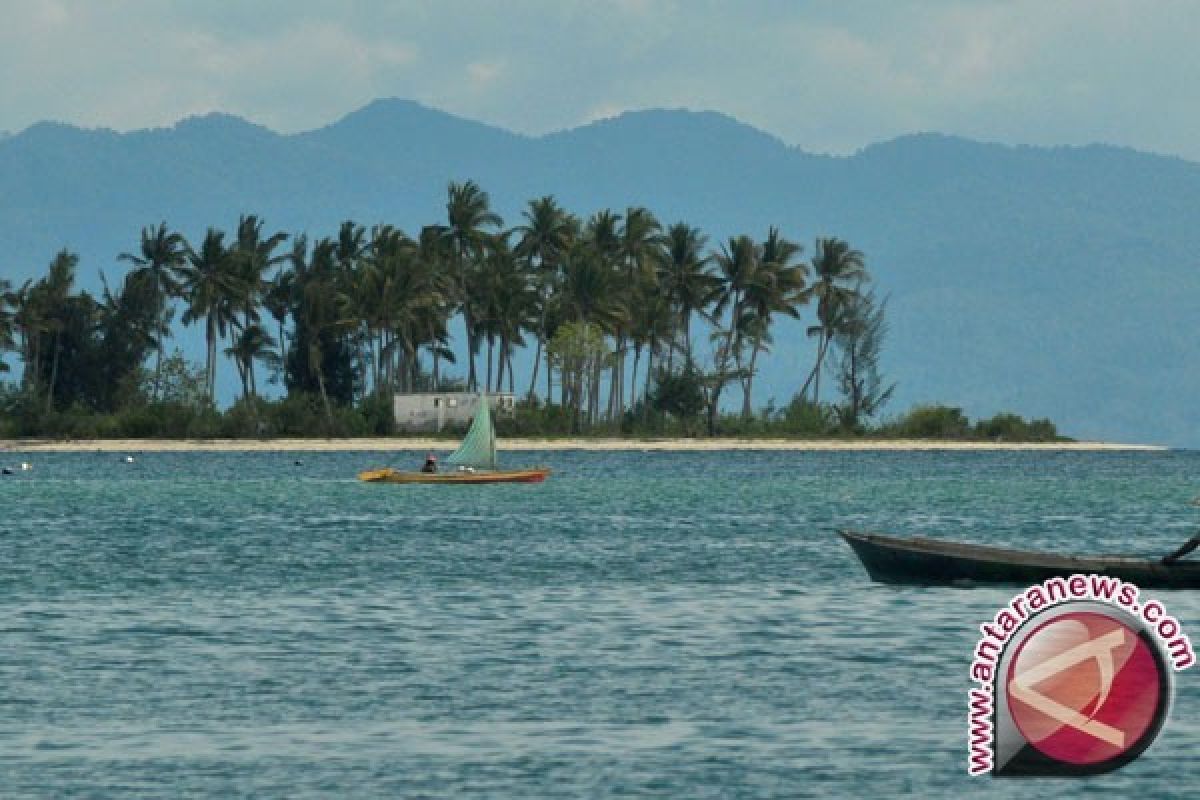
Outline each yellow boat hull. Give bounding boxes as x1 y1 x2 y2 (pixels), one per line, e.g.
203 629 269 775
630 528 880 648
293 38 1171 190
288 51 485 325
357 467 551 484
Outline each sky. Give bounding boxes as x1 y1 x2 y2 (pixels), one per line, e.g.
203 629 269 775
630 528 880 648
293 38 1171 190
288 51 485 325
2 0 1200 160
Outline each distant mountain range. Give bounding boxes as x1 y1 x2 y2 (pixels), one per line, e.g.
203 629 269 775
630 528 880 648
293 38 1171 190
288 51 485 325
2 98 1198 446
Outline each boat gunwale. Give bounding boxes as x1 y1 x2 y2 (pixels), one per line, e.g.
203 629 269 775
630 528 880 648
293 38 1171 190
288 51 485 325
837 529 1199 571
358 466 550 484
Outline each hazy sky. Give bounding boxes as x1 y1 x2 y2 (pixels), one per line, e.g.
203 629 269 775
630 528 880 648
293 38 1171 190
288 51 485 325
3 0 1199 159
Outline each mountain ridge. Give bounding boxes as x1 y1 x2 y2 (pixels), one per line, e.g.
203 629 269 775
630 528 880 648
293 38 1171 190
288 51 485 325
1 99 1197 445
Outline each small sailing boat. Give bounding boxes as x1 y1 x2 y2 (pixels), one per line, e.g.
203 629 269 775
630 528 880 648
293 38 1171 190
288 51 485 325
358 395 550 484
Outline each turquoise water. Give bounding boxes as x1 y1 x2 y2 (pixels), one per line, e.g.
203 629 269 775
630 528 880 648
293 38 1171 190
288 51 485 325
2 450 1199 797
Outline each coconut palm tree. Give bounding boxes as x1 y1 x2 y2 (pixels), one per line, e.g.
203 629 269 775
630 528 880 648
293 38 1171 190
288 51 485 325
478 234 536 393
225 215 287 399
708 235 760 432
178 229 239 403
0 279 15 375
286 236 348 426
9 279 45 395
119 222 187 400
96 268 161 410
229 215 288 326
224 323 279 400
514 195 576 401
737 228 806 418
415 224 456 389
37 250 79 412
627 272 674 412
610 207 662 416
657 222 720 367
262 264 294 381
443 180 502 391
799 237 868 405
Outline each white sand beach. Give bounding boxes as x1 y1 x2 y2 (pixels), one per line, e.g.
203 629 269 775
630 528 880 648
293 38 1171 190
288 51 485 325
0 438 1168 452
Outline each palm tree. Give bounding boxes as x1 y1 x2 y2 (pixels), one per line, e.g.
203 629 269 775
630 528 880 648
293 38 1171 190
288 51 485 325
302 239 350 427
9 279 45 395
262 265 294 380
225 215 288 400
119 222 187 400
443 180 502 391
558 241 626 424
415 224 456 389
799 237 868 405
224 323 279 400
514 195 576 401
737 228 806 417
178 229 239 403
285 236 358 427
627 273 674 411
354 225 403 395
97 269 161 410
709 235 760 432
229 215 288 326
657 222 720 367
38 250 79 412
0 278 14 374
360 224 452 395
478 234 536 392
610 207 662 417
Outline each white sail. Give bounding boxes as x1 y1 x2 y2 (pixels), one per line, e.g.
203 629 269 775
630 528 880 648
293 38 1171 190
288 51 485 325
445 395 497 470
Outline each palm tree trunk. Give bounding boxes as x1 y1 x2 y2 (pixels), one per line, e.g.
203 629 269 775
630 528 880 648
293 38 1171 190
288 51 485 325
629 344 642 410
607 336 623 420
369 331 379 396
316 367 334 432
153 343 164 402
527 335 542 401
278 319 287 372
798 331 828 404
45 330 61 413
799 331 832 406
495 339 505 393
205 314 217 404
682 310 693 364
742 338 762 419
486 337 494 393
236 357 248 402
643 346 655 422
464 313 477 391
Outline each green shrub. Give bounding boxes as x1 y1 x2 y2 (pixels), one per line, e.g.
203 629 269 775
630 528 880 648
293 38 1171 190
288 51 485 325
780 397 836 436
888 405 971 439
974 412 1062 442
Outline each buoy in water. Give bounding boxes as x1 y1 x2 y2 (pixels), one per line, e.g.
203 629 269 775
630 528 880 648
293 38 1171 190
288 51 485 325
20 462 32 471
122 456 135 463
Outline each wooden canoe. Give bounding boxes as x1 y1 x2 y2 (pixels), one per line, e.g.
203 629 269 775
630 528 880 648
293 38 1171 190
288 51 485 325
358 467 550 484
838 529 1200 589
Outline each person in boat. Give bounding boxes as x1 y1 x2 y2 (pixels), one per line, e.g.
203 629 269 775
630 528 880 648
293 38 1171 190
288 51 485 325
421 452 438 473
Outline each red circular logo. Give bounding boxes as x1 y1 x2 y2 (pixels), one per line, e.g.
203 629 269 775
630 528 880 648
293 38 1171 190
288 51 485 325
1006 610 1165 766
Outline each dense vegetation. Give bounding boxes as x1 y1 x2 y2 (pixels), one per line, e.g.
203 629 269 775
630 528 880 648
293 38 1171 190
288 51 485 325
0 181 1062 441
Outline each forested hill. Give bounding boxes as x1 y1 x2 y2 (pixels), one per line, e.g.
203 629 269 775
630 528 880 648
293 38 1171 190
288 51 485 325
3 98 1200 445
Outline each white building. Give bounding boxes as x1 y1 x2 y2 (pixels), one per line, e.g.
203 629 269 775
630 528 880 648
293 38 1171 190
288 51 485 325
392 392 516 432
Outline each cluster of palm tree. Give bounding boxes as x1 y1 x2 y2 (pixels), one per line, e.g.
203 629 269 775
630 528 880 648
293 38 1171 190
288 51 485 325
1 180 877 429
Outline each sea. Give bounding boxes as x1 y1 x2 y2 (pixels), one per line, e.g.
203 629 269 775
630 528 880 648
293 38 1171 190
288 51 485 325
2 448 1198 798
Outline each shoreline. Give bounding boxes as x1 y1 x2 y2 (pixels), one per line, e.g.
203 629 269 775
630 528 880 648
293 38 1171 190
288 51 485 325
0 437 1168 453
